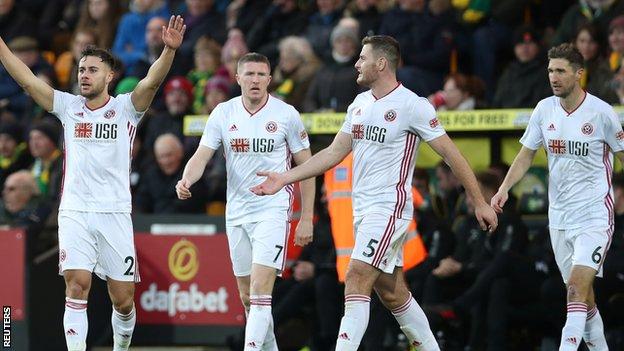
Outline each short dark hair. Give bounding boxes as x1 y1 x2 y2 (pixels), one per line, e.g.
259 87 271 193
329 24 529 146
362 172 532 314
547 43 584 70
80 45 117 71
476 171 502 192
237 52 271 72
361 35 400 71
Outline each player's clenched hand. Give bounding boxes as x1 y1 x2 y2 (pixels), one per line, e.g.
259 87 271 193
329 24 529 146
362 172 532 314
176 179 192 199
475 201 498 234
294 219 313 247
162 15 186 50
250 171 286 195
490 190 508 214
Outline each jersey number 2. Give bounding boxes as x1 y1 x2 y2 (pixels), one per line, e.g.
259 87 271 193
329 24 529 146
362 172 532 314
124 256 134 276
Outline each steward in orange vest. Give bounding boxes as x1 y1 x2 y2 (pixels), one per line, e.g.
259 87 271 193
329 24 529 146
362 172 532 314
324 153 427 282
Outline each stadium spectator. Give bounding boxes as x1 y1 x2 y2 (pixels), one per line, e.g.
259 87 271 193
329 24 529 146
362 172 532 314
28 122 63 207
143 76 192 154
433 160 465 221
0 123 32 191
135 133 208 213
0 170 50 232
188 36 222 114
343 0 386 38
428 73 486 111
305 0 344 59
217 28 248 97
492 26 551 108
303 25 360 113
202 75 230 114
178 0 226 57
225 0 272 34
270 36 321 111
246 0 308 67
0 37 55 120
574 23 619 104
553 0 624 46
0 0 37 44
126 16 168 78
112 0 170 72
55 29 99 93
608 15 624 72
75 0 122 50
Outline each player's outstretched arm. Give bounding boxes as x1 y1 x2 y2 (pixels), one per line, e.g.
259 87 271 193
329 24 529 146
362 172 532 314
491 146 537 213
251 131 352 196
131 15 186 112
428 134 498 232
0 36 53 111
176 145 215 200
292 148 315 247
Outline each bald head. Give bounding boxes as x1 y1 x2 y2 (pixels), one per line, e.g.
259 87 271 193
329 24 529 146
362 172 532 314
154 134 184 176
3 170 39 213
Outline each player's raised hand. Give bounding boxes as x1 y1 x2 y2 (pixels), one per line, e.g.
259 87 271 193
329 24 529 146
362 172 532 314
250 171 286 195
162 15 186 50
475 202 498 234
490 190 508 214
294 219 313 247
176 178 192 199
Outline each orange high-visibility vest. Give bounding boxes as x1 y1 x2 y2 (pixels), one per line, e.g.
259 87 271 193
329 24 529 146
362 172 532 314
325 153 427 282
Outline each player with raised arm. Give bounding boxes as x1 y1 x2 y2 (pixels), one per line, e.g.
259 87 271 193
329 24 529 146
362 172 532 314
176 52 315 351
251 35 498 351
0 15 186 351
491 43 623 351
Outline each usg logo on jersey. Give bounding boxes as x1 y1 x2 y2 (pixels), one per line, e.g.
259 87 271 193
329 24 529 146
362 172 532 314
74 122 118 140
548 139 589 156
230 138 275 153
352 124 386 143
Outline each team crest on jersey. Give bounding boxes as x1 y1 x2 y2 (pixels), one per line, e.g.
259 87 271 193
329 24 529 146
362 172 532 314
104 109 116 119
384 109 397 122
429 118 440 128
617 130 624 141
265 121 277 133
581 123 593 135
74 122 93 138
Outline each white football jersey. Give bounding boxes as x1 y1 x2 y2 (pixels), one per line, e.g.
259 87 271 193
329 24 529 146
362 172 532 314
51 90 142 213
340 84 446 219
200 95 310 225
520 92 624 229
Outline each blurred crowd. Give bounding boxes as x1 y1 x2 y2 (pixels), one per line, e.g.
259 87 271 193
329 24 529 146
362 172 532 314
1 0 624 350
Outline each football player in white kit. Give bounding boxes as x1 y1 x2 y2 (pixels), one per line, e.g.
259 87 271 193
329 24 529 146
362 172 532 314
0 16 186 351
492 43 624 351
175 53 315 351
251 35 498 351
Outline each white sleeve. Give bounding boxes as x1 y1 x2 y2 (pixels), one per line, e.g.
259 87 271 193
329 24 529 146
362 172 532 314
51 90 75 123
340 102 356 135
285 107 310 154
117 93 145 126
603 107 624 152
199 104 224 150
408 97 445 141
519 105 543 150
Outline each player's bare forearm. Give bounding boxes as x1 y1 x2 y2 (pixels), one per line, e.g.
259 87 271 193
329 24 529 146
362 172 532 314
0 37 53 111
284 132 351 184
293 149 315 220
131 47 176 111
429 134 486 205
182 146 215 185
499 147 536 193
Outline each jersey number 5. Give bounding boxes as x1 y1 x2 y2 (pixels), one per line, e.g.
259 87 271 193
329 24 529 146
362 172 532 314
362 239 379 258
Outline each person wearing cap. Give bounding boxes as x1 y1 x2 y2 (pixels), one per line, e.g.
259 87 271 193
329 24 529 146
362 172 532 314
0 36 54 118
202 74 230 114
28 122 63 204
0 14 186 351
492 26 551 108
143 75 193 154
0 122 32 191
303 24 361 114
